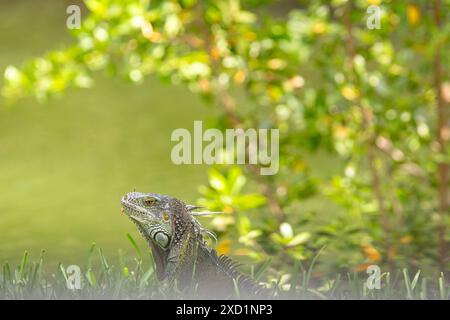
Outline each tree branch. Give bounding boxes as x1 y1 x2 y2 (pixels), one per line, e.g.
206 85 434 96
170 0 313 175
343 0 392 268
432 0 449 269
200 13 284 222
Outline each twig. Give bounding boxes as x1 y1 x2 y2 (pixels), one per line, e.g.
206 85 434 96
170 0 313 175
432 0 449 270
343 0 393 269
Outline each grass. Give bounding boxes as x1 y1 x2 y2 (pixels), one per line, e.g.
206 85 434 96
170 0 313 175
1 236 449 300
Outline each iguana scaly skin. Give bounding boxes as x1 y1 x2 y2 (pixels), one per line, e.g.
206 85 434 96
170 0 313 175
120 191 267 298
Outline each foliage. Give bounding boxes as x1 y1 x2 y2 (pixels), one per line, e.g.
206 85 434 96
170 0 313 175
2 0 450 279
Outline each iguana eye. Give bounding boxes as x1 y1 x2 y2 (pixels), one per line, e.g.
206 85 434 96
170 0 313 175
162 212 170 221
143 198 157 206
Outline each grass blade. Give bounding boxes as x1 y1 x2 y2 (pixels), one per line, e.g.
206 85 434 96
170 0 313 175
420 277 427 300
304 246 325 293
30 251 44 289
411 270 421 291
232 278 241 299
3 262 11 283
403 268 412 299
19 251 29 280
139 266 154 288
86 242 96 271
126 233 142 259
289 259 301 295
254 258 272 282
86 269 97 288
439 272 446 300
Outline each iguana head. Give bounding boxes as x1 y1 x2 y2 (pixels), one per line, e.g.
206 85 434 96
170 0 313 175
120 191 219 280
121 192 184 249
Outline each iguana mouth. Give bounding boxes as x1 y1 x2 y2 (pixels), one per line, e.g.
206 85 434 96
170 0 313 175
120 196 151 221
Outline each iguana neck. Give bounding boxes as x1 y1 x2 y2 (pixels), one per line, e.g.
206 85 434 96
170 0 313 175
140 210 203 283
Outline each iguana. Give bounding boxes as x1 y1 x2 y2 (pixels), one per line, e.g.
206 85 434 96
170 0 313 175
120 191 268 299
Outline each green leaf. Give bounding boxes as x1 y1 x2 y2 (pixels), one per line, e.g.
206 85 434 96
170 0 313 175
208 168 227 192
234 193 266 209
85 0 108 16
280 222 293 239
228 166 246 194
164 14 182 38
287 232 311 247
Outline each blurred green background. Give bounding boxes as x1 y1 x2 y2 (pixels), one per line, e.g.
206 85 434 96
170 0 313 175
0 0 216 266
0 0 338 268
